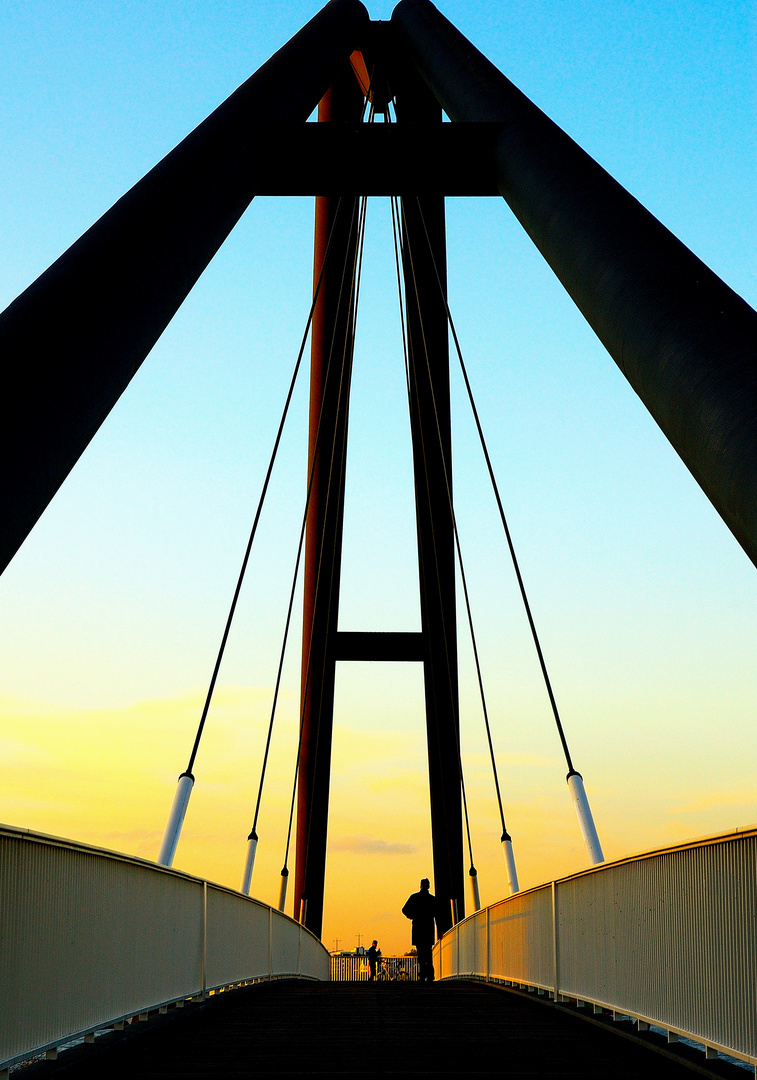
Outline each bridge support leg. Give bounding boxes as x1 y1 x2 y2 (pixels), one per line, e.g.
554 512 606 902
294 69 364 940
393 0 757 571
397 74 464 933
0 0 369 577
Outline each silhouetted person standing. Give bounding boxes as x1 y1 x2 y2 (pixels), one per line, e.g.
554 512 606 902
402 878 439 983
367 940 380 982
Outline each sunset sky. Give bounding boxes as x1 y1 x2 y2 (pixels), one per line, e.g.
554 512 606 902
1 0 756 954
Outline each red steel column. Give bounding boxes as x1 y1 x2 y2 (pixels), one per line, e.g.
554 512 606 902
294 68 364 939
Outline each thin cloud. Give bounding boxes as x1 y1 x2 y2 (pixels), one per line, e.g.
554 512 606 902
0 737 53 764
331 835 417 855
674 791 757 814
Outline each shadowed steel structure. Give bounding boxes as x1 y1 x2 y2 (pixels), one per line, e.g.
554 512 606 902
295 20 467 938
1 0 757 947
0 0 370 578
393 0 757 571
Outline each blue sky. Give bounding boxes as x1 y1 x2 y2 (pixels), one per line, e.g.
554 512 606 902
0 0 756 950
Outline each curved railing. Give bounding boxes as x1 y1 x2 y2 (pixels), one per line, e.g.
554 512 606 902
0 824 329 1071
434 826 757 1070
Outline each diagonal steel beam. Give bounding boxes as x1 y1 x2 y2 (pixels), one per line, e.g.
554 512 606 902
393 0 757 570
0 0 369 575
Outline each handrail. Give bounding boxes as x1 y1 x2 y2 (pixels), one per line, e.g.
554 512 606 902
434 826 757 1070
0 824 330 1071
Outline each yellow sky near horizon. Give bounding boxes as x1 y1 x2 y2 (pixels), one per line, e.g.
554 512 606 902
3 679 757 955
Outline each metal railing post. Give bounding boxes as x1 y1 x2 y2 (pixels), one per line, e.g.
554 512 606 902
551 881 559 999
201 881 208 1001
486 906 491 982
268 906 273 981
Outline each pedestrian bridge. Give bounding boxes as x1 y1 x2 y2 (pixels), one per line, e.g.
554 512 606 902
2 0 757 1074
2 821 755 1076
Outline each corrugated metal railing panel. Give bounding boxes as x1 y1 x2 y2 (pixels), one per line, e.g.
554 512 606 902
0 833 201 1060
488 886 553 988
0 826 330 1070
270 907 304 978
474 910 488 975
434 828 757 1066
557 836 757 1057
301 929 331 982
457 912 478 974
437 928 456 979
205 886 270 988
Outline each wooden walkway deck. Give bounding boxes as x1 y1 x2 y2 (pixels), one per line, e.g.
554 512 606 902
21 981 742 1078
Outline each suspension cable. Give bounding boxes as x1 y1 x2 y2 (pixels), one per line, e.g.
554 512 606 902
182 199 347 779
389 188 476 886
391 195 510 841
248 503 306 840
412 199 577 776
250 100 376 892
391 196 462 885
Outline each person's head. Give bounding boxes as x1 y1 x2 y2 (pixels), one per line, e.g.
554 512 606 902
372 940 378 946
420 878 430 891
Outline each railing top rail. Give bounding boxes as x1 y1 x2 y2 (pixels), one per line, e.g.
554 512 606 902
557 821 757 882
0 821 322 944
570 821 757 876
452 823 757 926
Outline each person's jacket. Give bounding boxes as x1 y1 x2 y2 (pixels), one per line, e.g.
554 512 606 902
402 889 438 947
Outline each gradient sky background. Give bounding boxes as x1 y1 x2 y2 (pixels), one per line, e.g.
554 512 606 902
1 0 756 954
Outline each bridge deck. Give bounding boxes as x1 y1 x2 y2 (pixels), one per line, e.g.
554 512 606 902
27 981 727 1078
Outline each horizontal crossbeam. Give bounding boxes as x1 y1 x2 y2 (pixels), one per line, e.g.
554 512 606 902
334 631 426 662
247 124 500 194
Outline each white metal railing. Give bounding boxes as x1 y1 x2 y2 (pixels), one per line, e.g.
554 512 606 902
330 955 419 981
0 824 330 1071
434 826 757 1070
